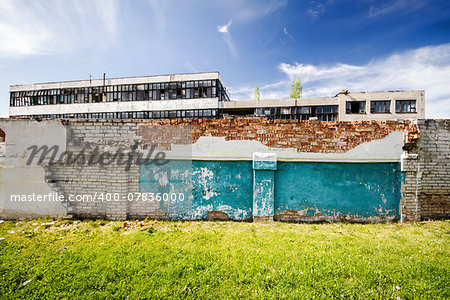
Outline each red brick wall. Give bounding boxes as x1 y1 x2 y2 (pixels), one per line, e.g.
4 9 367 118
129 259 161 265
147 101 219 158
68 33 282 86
138 119 417 153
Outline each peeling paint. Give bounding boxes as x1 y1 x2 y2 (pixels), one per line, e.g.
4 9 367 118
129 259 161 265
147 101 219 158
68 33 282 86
274 162 402 219
141 160 253 220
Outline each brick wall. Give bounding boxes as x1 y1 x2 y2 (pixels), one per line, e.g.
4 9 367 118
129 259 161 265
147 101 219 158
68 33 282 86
20 117 447 221
401 120 450 221
43 120 166 220
138 119 416 152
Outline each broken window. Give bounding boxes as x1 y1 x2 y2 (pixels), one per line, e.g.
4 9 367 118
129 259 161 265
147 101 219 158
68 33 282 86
346 101 366 114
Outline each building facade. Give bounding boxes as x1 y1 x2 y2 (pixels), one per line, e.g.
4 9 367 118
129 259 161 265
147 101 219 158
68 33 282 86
9 72 425 120
10 72 229 119
222 90 425 121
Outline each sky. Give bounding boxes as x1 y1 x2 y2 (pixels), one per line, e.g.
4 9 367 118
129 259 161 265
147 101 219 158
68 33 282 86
0 0 449 118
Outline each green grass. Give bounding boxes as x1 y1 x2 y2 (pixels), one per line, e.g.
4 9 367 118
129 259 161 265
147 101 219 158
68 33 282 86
0 219 448 299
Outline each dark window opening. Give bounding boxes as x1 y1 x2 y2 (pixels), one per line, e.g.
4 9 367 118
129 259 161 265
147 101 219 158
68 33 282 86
346 101 366 114
0 128 5 142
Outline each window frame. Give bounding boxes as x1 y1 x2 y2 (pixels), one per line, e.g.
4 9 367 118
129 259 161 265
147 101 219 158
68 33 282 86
395 100 416 113
370 100 391 114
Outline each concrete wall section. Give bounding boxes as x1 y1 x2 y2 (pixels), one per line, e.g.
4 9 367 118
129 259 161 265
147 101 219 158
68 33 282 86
0 119 68 219
10 98 219 116
274 162 402 222
140 160 253 220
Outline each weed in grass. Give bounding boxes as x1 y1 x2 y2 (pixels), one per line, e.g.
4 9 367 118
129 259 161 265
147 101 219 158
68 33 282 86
111 224 121 232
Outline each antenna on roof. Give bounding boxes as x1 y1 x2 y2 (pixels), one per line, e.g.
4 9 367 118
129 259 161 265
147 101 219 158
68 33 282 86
89 74 92 85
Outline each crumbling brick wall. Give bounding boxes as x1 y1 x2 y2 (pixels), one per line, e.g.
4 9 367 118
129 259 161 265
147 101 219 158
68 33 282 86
23 117 449 221
401 119 450 221
40 118 414 220
138 119 416 152
44 120 164 220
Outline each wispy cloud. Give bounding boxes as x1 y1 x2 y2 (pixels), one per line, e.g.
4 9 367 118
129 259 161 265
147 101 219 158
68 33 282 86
308 4 326 19
216 0 287 59
234 0 287 22
307 0 334 20
369 0 429 18
229 80 288 100
0 0 118 58
283 27 293 39
147 0 168 31
231 44 450 118
217 20 238 58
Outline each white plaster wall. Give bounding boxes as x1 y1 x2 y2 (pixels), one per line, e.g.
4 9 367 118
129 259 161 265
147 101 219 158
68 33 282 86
0 120 68 218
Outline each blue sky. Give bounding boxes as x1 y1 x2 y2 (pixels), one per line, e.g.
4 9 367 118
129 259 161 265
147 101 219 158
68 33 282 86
0 0 449 117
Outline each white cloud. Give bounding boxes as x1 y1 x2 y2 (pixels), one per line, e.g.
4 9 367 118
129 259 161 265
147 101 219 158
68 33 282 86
307 0 335 20
308 4 325 19
369 0 428 18
231 44 450 118
229 80 288 100
217 20 238 58
217 20 232 34
0 0 118 58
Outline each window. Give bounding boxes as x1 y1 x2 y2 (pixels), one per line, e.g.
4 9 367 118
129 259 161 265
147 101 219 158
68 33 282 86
300 107 311 114
136 85 146 101
396 100 416 113
280 108 290 115
346 101 366 114
370 100 390 113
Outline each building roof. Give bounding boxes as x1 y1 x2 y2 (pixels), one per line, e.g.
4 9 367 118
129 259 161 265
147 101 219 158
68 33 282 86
10 72 223 92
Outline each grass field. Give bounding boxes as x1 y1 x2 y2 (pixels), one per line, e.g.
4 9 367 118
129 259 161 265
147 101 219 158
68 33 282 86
0 219 448 299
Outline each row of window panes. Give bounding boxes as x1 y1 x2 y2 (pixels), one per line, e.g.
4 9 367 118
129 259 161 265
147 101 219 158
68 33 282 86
255 106 338 121
255 106 338 116
254 113 337 121
21 109 218 119
346 100 417 114
10 80 230 106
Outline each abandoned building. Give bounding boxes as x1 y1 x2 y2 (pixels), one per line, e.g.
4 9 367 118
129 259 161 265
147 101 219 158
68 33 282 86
9 72 424 121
